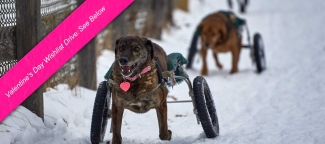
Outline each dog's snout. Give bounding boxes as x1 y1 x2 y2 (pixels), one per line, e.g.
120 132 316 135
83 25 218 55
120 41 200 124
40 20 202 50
119 57 129 65
205 43 209 48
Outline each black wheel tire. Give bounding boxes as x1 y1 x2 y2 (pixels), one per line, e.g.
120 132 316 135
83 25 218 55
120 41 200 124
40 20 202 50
253 33 266 73
193 76 219 138
244 0 249 6
90 81 110 144
228 0 233 9
240 3 246 13
187 26 201 69
186 46 198 69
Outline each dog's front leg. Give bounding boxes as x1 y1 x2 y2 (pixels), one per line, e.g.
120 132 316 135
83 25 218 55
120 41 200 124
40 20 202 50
200 46 208 75
156 101 172 140
212 51 223 69
111 98 124 144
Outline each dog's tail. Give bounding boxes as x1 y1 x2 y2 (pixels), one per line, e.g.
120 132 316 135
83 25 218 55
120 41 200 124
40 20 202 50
167 53 188 84
186 26 200 69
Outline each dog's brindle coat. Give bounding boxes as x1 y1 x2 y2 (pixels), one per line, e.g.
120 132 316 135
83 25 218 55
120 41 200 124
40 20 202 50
199 12 242 75
110 36 171 144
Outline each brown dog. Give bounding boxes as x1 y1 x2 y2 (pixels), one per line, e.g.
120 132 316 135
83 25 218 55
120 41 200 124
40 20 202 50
199 11 242 75
110 36 171 144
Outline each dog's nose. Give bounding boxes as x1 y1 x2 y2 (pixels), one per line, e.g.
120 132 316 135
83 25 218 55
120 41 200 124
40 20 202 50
119 57 129 65
205 43 209 48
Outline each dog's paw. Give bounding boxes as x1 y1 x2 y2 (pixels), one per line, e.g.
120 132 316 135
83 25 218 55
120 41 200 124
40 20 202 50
111 136 122 144
160 130 172 141
230 69 238 74
201 70 208 76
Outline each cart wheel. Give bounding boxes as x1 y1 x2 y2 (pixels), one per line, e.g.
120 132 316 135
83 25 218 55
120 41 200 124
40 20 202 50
186 46 197 69
193 76 219 138
186 28 200 69
244 0 249 5
253 33 266 73
240 2 246 13
228 0 233 9
90 81 110 144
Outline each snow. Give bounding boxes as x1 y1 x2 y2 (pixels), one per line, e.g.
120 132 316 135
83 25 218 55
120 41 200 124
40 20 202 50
2 0 325 143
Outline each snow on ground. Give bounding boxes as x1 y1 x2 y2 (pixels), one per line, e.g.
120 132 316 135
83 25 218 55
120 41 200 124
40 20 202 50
1 0 325 143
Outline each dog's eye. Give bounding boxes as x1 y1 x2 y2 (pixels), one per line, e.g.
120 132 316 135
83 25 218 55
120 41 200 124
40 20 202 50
134 47 140 52
119 46 124 51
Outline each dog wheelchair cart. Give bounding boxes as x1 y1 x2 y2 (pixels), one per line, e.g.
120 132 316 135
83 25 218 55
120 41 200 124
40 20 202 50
90 58 219 143
186 11 266 73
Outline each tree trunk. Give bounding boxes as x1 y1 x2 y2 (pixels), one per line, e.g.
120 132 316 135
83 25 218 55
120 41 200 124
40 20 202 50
16 0 44 121
111 9 128 47
150 0 166 39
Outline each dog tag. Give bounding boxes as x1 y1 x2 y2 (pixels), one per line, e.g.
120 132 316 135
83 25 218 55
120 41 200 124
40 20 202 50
120 82 130 92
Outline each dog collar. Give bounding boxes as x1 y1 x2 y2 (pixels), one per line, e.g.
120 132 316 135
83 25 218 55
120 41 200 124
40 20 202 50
124 66 151 81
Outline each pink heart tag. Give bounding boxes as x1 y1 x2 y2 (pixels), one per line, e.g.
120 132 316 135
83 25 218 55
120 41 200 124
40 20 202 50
120 82 130 92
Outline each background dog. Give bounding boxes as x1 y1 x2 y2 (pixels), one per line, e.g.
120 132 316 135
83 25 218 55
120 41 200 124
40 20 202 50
198 11 243 75
110 36 171 144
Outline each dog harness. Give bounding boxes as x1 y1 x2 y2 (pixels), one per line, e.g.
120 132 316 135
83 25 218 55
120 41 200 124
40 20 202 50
215 11 246 46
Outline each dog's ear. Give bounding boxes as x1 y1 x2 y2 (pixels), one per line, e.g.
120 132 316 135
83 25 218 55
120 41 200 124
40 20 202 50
219 24 227 42
115 37 123 54
143 38 154 60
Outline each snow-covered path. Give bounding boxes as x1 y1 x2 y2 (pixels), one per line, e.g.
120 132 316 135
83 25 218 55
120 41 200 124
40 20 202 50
152 0 325 143
1 0 325 143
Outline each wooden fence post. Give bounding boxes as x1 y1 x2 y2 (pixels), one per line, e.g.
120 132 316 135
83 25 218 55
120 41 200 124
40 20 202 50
16 0 44 120
77 39 97 90
77 0 97 90
176 0 189 12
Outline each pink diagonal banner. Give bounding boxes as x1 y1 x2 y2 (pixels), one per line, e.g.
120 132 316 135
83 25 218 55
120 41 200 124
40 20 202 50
0 0 134 122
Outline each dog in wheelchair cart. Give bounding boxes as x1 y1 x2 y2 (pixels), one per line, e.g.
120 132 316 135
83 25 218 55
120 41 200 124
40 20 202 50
91 36 220 144
107 36 173 144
